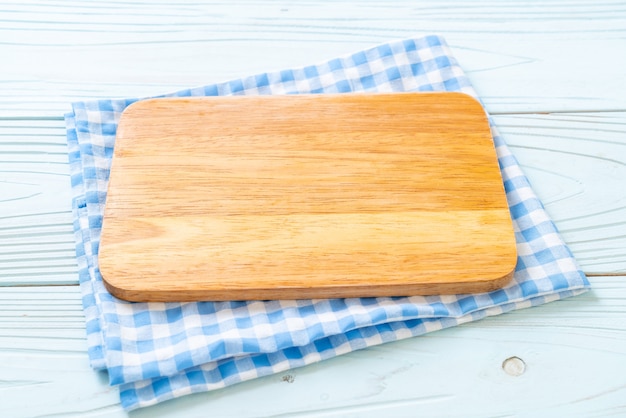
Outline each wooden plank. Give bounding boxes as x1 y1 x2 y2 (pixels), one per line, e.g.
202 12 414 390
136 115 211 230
1 1 625 116
0 111 624 287
0 2 623 417
0 120 77 285
0 278 623 417
0 288 123 418
494 112 626 274
99 94 516 301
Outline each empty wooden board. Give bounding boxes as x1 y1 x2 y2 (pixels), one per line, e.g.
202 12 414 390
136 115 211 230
99 92 517 302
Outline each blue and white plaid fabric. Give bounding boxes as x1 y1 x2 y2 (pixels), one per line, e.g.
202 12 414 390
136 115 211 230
65 35 589 410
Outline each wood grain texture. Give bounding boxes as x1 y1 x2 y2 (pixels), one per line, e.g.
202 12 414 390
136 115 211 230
1 1 626 117
494 112 626 274
0 287 123 418
0 120 78 285
1 113 623 288
99 93 516 301
0 0 625 416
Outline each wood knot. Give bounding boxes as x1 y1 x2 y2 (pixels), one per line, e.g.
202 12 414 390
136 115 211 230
502 356 526 376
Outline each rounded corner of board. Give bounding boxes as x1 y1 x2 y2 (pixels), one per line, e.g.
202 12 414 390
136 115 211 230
98 258 132 301
118 98 175 125
486 261 518 293
101 276 130 302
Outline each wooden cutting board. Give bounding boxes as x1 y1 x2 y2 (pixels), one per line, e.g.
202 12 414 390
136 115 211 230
99 92 517 302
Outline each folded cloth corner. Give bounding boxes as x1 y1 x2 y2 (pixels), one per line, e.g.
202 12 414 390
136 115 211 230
64 34 589 410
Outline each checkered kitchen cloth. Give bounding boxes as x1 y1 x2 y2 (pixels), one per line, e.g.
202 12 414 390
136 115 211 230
65 35 589 410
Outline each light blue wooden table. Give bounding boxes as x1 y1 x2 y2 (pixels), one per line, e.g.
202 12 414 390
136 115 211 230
1 2 625 417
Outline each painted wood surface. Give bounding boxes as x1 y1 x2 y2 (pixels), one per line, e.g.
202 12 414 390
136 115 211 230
1 277 624 417
2 1 626 117
1 1 625 416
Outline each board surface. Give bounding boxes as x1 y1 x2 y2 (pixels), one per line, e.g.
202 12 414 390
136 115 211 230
99 92 517 301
